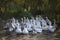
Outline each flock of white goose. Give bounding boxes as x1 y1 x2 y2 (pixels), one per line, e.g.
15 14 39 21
5 15 57 34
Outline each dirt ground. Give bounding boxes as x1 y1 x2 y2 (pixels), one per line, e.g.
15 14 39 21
0 34 60 40
0 30 60 40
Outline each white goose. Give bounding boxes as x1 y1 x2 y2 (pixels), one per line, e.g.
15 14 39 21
15 20 22 33
8 22 14 32
45 17 52 26
22 26 29 34
45 17 56 32
11 17 16 29
41 18 48 30
8 18 16 32
34 17 42 33
26 18 32 31
48 19 56 32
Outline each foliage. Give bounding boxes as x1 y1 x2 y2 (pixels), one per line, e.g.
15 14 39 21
0 0 60 22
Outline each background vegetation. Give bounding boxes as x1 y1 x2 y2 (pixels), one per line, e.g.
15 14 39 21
0 0 60 23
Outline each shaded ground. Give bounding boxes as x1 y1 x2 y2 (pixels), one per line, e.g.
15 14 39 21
0 30 60 40
53 28 60 38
